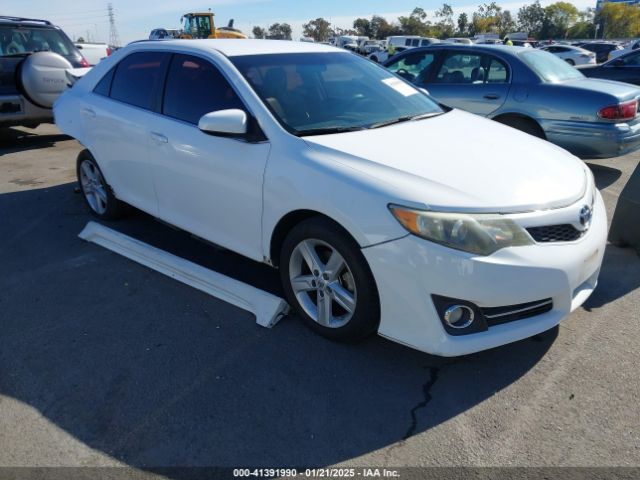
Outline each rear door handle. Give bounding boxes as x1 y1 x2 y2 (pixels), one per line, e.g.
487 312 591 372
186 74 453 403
81 107 96 118
483 94 501 100
150 132 168 144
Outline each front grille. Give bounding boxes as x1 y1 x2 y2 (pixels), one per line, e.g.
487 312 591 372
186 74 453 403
527 224 584 243
481 298 553 327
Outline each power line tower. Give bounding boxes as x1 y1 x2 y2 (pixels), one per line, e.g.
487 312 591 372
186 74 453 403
108 3 121 47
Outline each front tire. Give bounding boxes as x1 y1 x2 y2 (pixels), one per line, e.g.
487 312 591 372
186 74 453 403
565 58 575 65
76 150 128 220
279 217 380 342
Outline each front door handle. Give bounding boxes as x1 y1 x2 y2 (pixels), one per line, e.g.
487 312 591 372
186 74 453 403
81 107 96 118
483 94 501 100
150 132 168 144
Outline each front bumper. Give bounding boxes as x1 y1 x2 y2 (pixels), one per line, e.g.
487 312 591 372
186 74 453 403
362 192 607 357
542 118 640 159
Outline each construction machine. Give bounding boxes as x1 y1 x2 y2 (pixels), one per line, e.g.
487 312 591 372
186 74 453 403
179 12 247 40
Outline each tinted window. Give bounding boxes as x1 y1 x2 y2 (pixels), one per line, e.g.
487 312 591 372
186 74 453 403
163 54 244 124
622 52 640 66
110 51 170 110
93 67 115 96
386 51 435 83
434 52 482 83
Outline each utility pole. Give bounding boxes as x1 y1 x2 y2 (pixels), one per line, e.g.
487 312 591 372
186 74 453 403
108 3 121 47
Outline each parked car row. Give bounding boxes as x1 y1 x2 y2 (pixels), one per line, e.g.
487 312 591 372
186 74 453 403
54 39 607 356
384 44 640 159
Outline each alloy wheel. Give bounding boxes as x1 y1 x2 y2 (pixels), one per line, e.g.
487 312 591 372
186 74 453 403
288 238 357 328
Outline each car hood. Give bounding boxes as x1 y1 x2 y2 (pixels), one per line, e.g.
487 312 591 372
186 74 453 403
302 109 587 213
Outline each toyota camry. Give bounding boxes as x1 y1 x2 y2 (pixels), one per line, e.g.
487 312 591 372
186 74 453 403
54 40 607 356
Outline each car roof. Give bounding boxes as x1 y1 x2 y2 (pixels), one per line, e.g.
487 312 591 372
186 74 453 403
0 16 55 27
130 39 341 57
408 44 526 54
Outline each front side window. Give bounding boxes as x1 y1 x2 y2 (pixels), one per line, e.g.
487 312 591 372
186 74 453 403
163 54 244 124
386 51 436 83
232 52 443 136
110 51 170 110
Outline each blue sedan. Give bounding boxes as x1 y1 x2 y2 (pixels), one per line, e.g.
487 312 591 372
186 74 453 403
384 44 640 159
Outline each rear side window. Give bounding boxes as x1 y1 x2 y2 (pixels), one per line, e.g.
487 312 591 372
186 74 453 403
434 52 482 83
93 67 115 96
162 54 244 124
110 51 170 110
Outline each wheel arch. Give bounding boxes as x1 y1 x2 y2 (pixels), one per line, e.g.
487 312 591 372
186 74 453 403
268 209 362 268
491 112 546 140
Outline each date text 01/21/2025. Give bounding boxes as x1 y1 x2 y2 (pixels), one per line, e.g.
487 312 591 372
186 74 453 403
232 468 401 478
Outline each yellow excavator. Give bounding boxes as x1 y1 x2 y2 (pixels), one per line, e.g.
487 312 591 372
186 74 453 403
179 12 247 40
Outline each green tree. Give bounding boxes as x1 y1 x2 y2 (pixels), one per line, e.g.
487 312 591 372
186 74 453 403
541 2 579 38
398 7 431 36
457 12 469 36
598 3 640 38
435 3 455 38
498 10 516 37
267 23 292 40
353 18 372 37
371 15 401 38
517 0 545 37
252 26 266 39
471 2 502 35
567 8 595 38
303 18 332 42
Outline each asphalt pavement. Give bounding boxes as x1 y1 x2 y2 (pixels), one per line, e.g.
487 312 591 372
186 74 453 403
0 125 638 478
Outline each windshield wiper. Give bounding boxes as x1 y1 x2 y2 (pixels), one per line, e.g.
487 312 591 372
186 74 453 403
369 112 442 129
296 126 367 137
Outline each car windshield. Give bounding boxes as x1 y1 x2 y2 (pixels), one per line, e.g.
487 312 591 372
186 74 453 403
231 52 444 136
0 26 75 57
520 50 584 83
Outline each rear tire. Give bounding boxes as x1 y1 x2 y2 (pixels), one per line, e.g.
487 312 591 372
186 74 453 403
76 149 128 220
279 217 380 343
495 116 545 139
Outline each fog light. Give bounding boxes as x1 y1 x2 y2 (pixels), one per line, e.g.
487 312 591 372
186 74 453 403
444 305 475 329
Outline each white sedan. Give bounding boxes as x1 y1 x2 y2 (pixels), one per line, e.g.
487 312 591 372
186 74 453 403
54 40 606 357
539 44 596 65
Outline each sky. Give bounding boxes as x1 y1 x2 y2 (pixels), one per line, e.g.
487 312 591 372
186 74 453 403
4 0 596 44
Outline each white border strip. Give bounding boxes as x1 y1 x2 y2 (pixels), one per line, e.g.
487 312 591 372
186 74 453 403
79 221 289 328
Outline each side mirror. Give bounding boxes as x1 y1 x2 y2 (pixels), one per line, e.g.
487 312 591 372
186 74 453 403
612 58 625 67
198 109 248 136
419 87 430 95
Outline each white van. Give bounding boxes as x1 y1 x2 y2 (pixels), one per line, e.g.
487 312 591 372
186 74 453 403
387 36 439 49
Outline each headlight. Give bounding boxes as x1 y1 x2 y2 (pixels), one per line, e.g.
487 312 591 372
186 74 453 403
389 205 534 256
